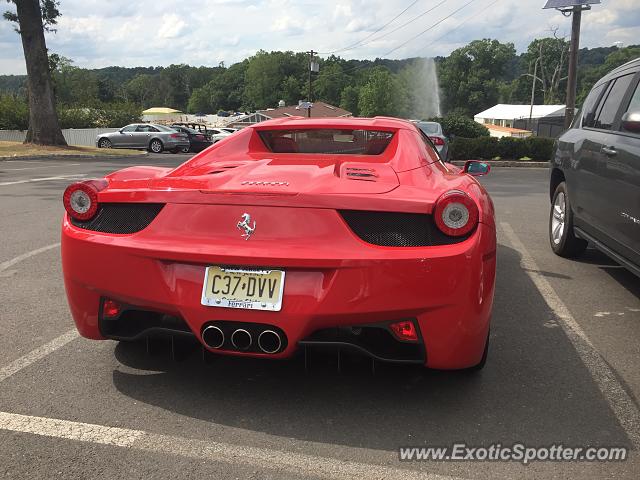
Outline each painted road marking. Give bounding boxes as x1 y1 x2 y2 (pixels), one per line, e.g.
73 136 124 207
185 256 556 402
3 163 81 171
0 330 79 384
0 174 86 187
0 411 462 480
0 243 60 273
500 222 640 449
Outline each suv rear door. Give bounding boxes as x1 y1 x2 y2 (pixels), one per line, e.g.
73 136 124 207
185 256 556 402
607 75 640 265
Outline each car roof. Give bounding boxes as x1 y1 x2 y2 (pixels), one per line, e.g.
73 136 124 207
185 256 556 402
598 56 640 85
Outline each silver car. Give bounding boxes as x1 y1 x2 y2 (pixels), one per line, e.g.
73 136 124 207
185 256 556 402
96 124 190 153
415 121 450 162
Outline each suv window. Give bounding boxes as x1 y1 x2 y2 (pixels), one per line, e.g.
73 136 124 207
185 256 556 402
581 83 606 128
593 73 635 130
624 79 640 115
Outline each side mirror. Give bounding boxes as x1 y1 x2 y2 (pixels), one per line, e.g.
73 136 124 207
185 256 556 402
621 111 640 133
463 160 490 176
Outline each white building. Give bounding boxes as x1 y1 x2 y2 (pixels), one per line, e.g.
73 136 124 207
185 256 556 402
474 104 566 138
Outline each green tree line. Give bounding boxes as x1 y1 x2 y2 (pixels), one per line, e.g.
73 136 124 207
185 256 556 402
1 38 638 131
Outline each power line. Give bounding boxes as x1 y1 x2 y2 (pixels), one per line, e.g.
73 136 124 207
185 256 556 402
315 0 495 79
416 0 501 52
382 0 479 57
321 0 421 55
323 0 452 55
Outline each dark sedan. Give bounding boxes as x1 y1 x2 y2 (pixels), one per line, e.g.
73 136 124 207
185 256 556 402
170 125 213 153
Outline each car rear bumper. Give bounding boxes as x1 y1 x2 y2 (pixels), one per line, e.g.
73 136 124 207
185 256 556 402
61 214 496 369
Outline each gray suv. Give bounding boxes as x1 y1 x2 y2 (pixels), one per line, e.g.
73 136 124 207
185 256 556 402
96 123 190 153
549 57 640 277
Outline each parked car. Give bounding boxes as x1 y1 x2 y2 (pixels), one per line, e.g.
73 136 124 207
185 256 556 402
414 121 450 161
220 127 238 134
96 124 189 154
62 117 495 371
549 57 640 277
206 127 232 143
171 123 230 143
169 124 213 153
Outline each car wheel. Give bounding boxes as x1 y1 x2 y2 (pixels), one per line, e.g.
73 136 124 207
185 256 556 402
149 139 163 153
180 146 190 154
549 182 587 257
98 138 112 149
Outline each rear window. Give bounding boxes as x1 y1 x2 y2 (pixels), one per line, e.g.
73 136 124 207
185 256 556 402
416 122 441 135
259 129 394 155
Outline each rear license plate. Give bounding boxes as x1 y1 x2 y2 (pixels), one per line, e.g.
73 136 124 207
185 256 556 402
201 266 285 311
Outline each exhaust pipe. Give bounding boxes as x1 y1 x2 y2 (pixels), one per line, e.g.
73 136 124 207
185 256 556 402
231 329 252 351
202 325 224 349
258 330 282 354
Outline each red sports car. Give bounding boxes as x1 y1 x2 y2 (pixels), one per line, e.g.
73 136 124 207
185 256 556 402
61 117 496 370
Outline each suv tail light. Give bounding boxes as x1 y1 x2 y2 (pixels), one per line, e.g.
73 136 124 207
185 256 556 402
63 179 107 221
433 190 479 237
429 136 445 146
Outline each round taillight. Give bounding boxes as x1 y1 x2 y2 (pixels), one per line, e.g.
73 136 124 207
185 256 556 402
63 181 105 221
434 190 479 237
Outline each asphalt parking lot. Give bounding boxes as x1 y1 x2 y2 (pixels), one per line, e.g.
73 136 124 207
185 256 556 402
1 155 639 479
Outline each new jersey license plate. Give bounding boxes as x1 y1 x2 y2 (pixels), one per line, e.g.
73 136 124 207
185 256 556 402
201 266 285 311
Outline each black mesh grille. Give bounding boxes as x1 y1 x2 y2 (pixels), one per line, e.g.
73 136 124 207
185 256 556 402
340 210 472 247
71 203 164 234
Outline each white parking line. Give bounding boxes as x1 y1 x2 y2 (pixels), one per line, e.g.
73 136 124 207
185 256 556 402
0 174 86 187
0 243 61 273
0 330 79 384
0 411 461 480
500 222 640 449
3 163 81 171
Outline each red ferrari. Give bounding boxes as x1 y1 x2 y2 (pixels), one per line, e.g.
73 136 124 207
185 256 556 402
62 117 496 370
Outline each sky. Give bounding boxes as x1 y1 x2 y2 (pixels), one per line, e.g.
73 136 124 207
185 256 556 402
1 0 639 75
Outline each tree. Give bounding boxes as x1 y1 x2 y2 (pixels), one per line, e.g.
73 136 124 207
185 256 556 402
439 39 517 116
339 85 359 116
314 62 347 106
521 35 569 105
358 67 405 117
4 0 66 145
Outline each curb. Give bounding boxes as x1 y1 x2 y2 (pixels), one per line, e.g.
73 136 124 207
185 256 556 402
0 152 148 162
451 160 548 168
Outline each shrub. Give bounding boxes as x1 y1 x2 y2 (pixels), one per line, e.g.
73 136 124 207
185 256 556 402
0 94 29 130
526 136 555 161
450 135 555 160
498 136 528 160
429 114 490 138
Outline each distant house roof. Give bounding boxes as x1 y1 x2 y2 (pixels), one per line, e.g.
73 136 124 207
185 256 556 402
475 104 565 120
485 124 531 134
258 101 351 119
142 107 182 115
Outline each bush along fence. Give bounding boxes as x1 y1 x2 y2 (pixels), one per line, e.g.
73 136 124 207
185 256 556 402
450 136 555 161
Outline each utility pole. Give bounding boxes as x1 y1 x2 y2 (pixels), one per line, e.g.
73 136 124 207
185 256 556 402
529 58 539 132
307 50 316 118
564 6 582 129
543 1 600 129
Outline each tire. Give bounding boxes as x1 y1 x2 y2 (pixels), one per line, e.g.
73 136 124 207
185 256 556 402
149 139 163 153
180 146 190 154
549 182 587 257
97 138 112 149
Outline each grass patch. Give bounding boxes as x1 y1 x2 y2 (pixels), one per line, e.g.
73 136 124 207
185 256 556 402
0 141 145 158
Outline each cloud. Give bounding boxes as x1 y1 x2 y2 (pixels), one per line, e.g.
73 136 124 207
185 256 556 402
158 14 187 39
0 0 638 75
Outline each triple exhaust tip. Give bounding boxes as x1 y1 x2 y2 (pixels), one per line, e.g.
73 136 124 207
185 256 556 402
202 325 282 354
